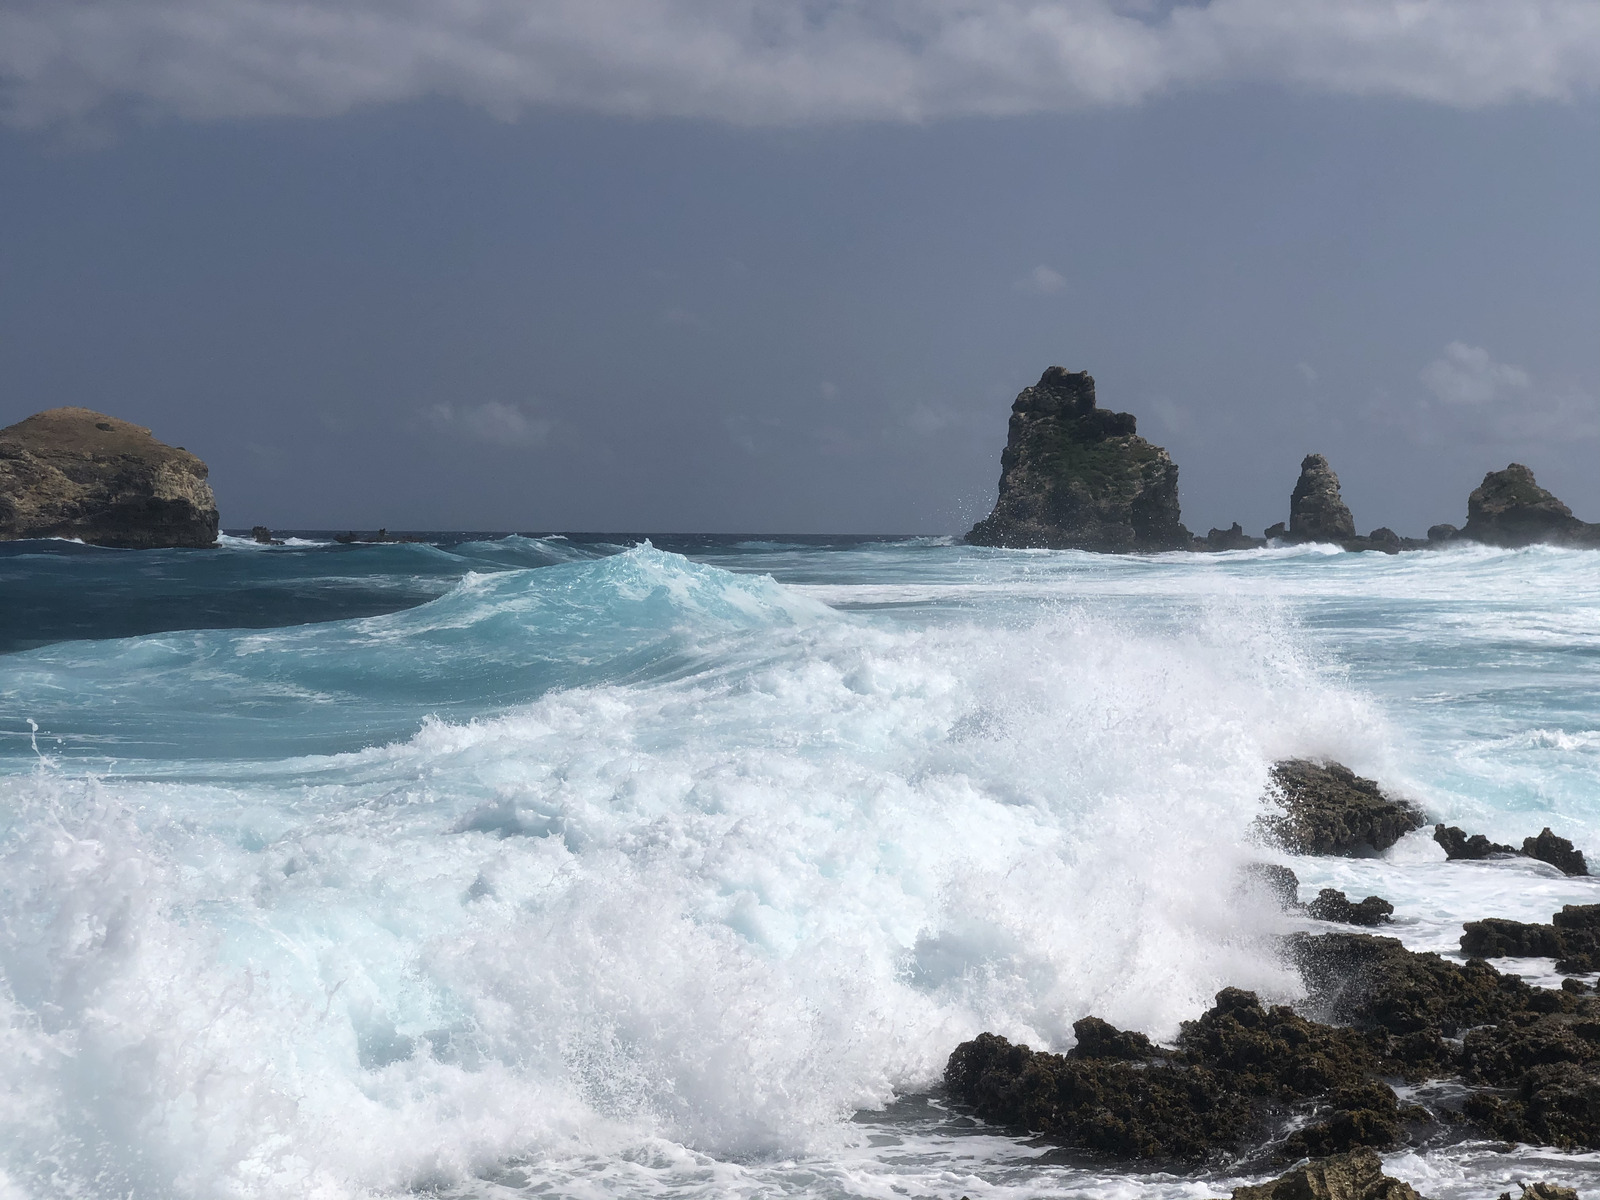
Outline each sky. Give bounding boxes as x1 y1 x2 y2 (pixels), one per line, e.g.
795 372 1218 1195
0 1 1597 535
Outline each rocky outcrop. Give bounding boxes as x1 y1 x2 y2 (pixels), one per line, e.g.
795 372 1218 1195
1288 455 1357 544
966 368 1191 552
1433 824 1518 861
1432 823 1586 875
0 408 218 548
1462 904 1600 973
1202 522 1266 551
1527 827 1589 876
1259 761 1427 856
1308 889 1394 927
1228 1149 1424 1200
1461 464 1600 547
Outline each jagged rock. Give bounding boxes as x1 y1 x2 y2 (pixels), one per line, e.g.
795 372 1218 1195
966 368 1191 552
1526 828 1589 876
1240 862 1303 911
1433 824 1519 861
1497 1184 1580 1200
944 988 1398 1162
1426 524 1460 544
1288 455 1357 544
1203 522 1267 551
1461 905 1600 973
250 525 285 546
0 408 218 548
1265 522 1289 541
1308 889 1394 927
1461 464 1600 547
1229 1148 1425 1200
1259 761 1427 856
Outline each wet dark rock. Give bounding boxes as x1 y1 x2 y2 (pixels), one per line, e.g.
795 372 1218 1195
1203 523 1266 551
1288 454 1357 544
0 407 218 548
944 988 1399 1163
250 525 285 546
1433 824 1519 861
1228 1147 1425 1199
1526 828 1589 876
1466 1059 1600 1152
965 368 1192 552
1461 905 1600 974
1427 524 1461 543
1461 464 1600 548
1307 889 1395 927
1240 862 1303 911
1259 761 1427 857
1497 1184 1580 1200
1265 521 1289 541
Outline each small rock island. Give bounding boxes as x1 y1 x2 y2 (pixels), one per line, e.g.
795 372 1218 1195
966 367 1191 551
0 407 219 548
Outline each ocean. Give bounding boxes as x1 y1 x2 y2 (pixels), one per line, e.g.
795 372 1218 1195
2 533 1598 1199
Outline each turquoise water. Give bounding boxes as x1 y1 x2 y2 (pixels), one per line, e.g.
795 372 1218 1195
2 534 1598 1198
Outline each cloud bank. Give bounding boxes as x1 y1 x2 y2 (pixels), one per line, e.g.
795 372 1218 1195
1 0 1597 131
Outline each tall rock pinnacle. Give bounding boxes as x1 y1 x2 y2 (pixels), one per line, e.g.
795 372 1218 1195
1287 454 1356 543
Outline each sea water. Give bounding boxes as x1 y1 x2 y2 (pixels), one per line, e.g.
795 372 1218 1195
1 534 1598 1199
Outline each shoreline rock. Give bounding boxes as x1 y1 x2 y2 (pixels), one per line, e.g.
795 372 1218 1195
1433 823 1587 875
1462 464 1600 548
1288 454 1357 544
965 368 1191 552
1259 760 1427 856
0 408 218 549
1227 1148 1423 1200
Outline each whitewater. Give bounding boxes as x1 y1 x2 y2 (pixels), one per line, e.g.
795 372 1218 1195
2 534 1598 1199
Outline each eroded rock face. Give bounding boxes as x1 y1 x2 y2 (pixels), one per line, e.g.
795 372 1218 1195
1259 761 1427 856
1461 464 1600 547
1433 824 1518 861
0 408 218 549
966 368 1191 552
1289 454 1357 543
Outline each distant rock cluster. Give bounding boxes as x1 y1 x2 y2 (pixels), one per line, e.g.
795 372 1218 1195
966 367 1600 553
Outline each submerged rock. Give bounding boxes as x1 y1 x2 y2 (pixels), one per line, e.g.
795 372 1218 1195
1307 889 1395 927
1228 1148 1424 1200
965 368 1191 552
0 407 218 548
1259 761 1427 857
1461 464 1600 547
1288 455 1357 544
1526 827 1589 876
1433 824 1519 861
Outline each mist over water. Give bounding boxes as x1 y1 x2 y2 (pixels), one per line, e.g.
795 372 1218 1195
2 536 1599 1198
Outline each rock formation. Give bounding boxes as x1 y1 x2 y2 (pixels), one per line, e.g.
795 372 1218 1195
1287 454 1357 543
1229 1148 1423 1200
1462 464 1600 547
1307 888 1394 927
1433 824 1518 861
0 408 218 548
966 368 1191 552
1202 522 1266 551
1259 760 1427 856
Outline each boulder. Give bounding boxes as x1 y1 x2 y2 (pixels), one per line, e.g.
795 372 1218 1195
1433 824 1518 861
0 408 218 548
1288 455 1357 544
1526 828 1589 876
966 368 1191 552
1229 1148 1425 1200
1461 464 1600 547
1307 889 1395 927
1426 524 1460 544
1259 761 1427 856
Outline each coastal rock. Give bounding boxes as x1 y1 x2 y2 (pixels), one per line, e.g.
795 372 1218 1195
1288 455 1357 544
1461 904 1600 974
1229 1148 1424 1200
1461 464 1600 548
1240 862 1303 911
0 407 218 548
966 368 1191 552
1426 524 1460 544
1499 1185 1579 1200
1526 828 1589 877
1259 761 1427 857
1433 824 1518 861
1204 523 1267 551
1307 889 1395 927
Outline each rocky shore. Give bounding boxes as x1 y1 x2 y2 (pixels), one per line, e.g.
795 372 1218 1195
965 367 1599 554
942 759 1598 1198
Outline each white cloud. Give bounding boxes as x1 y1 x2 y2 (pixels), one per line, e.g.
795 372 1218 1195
1014 264 1068 296
0 1 1595 131
426 401 552 447
1420 341 1531 406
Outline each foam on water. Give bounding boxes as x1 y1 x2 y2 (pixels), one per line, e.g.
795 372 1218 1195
2 538 1599 1198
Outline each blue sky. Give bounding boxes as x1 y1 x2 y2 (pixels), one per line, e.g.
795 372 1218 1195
1 1 1596 534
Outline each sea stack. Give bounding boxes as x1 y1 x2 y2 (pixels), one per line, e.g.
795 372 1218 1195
0 408 219 548
1285 454 1356 543
1461 464 1600 547
966 368 1190 552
